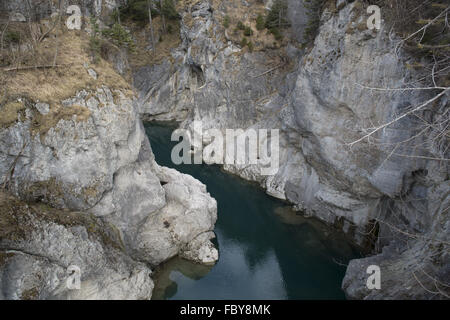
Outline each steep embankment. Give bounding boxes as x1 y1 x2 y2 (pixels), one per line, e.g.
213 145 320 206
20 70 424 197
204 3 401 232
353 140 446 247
0 0 217 299
0 0 448 299
134 0 449 299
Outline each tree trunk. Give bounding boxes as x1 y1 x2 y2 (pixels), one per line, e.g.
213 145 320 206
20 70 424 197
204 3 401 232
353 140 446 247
0 19 10 55
278 8 281 28
53 0 62 67
148 0 156 52
160 0 166 33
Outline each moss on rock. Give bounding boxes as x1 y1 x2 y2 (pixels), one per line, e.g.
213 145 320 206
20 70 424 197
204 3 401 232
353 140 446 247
0 191 124 251
0 101 27 128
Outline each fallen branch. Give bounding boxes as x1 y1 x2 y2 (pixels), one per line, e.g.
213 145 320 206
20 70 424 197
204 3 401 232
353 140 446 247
2 63 72 72
252 64 284 78
355 83 449 91
375 218 450 246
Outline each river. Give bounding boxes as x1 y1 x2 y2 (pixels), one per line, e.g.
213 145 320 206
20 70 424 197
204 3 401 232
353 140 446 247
145 122 361 300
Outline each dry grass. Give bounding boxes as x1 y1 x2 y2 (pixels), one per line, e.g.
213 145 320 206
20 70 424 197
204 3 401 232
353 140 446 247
1 29 133 104
0 190 124 251
0 101 27 128
31 104 92 139
0 20 134 132
0 191 28 242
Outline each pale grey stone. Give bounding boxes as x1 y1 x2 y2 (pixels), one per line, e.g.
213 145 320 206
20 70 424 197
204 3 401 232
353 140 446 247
87 68 97 80
35 103 50 115
10 12 26 22
132 0 449 299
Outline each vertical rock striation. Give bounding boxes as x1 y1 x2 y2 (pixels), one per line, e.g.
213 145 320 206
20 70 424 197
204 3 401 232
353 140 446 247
134 0 449 298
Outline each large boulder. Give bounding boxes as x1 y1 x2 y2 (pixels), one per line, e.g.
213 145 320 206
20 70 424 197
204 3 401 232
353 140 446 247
0 84 218 288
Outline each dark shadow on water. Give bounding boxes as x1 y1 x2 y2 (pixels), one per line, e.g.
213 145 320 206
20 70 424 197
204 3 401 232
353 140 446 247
152 257 215 300
145 122 362 300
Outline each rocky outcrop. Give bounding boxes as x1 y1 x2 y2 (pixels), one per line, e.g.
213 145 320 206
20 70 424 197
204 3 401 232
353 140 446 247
0 85 218 257
342 181 450 299
136 164 218 265
0 191 154 300
0 0 219 300
0 57 218 300
1 0 448 300
0 0 126 22
134 0 449 299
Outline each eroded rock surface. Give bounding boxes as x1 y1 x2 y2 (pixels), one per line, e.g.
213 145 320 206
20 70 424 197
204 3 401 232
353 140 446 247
0 79 217 299
0 192 154 300
134 0 449 299
0 0 448 300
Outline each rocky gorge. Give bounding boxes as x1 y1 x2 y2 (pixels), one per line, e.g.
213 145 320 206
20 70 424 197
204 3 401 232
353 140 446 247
0 0 449 299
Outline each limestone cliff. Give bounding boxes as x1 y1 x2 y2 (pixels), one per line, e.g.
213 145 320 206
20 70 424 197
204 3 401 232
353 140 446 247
133 0 449 299
0 0 448 300
0 0 218 299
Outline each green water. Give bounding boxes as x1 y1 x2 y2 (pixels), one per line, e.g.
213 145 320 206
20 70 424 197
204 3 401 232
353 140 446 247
145 122 361 300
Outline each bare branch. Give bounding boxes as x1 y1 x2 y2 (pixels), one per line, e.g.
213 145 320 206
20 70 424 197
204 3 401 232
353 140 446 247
348 88 450 147
395 7 450 55
355 83 449 91
2 63 72 72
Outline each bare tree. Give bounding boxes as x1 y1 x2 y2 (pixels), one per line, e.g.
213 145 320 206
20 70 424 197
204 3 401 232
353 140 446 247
347 2 450 299
348 5 450 163
148 0 156 52
0 16 10 56
160 0 166 33
348 87 449 149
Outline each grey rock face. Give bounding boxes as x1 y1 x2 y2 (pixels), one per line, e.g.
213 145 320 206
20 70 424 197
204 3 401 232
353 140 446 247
342 181 450 299
135 164 218 266
0 0 215 301
0 84 218 298
0 87 147 213
133 0 449 299
135 0 382 243
0 0 124 21
0 192 154 300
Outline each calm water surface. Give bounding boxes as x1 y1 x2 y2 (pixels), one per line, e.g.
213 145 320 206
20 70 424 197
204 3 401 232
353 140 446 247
145 122 361 300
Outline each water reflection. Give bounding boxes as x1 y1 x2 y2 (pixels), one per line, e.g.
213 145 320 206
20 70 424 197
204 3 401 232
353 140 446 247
152 257 214 300
146 122 362 300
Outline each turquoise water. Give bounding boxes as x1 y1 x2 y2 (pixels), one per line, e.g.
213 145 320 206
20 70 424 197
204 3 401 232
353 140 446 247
145 122 361 300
